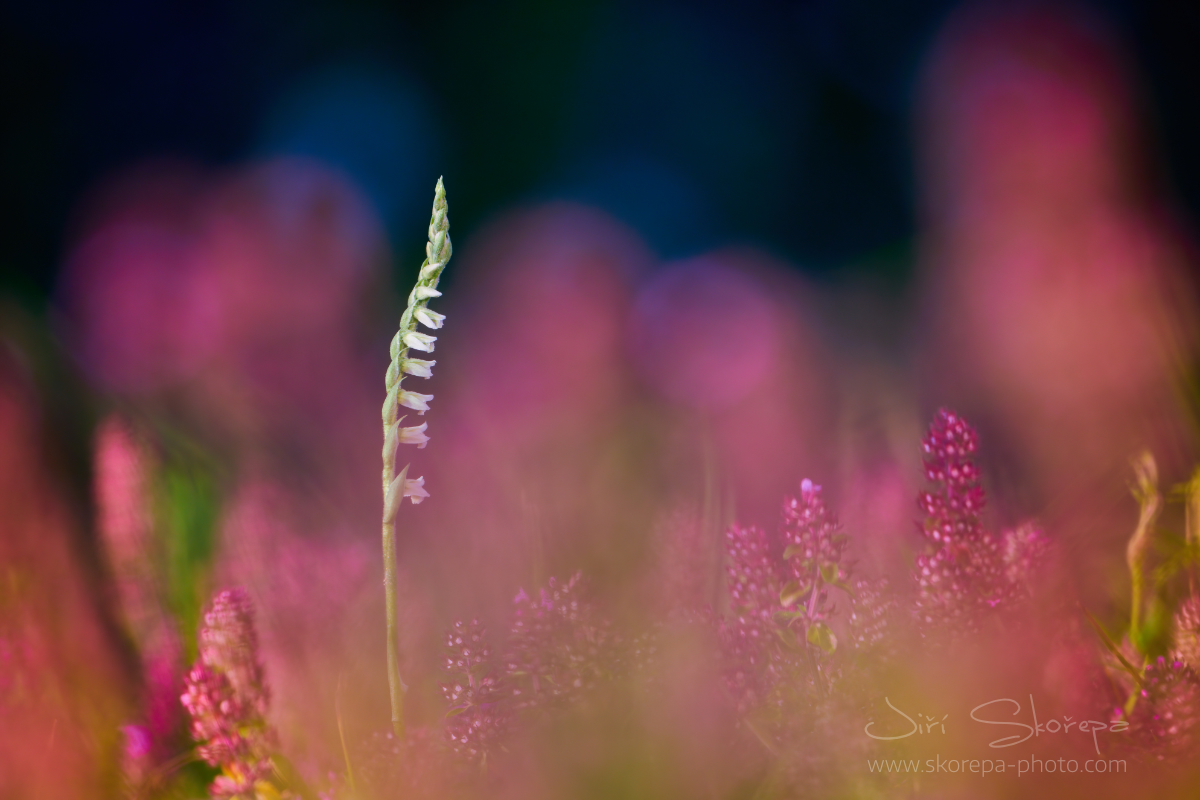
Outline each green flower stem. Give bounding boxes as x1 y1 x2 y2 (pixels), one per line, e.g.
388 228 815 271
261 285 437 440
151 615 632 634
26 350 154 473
382 465 408 739
1127 451 1161 646
1184 466 1200 596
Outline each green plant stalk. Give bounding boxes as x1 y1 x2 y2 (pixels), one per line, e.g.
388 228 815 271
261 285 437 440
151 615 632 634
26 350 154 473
1127 451 1162 643
381 178 451 738
336 675 357 795
382 464 407 739
1185 466 1200 596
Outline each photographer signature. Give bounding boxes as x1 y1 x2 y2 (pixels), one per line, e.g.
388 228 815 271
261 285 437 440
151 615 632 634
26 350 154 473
864 695 1129 755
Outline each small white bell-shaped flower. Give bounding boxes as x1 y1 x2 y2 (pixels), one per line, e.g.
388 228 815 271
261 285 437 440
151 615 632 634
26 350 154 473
399 390 433 414
415 307 445 330
402 358 435 378
398 422 430 449
403 331 436 353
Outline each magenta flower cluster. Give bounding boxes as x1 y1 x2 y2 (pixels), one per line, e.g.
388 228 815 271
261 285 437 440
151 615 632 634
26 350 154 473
180 588 277 799
431 572 624 770
504 572 622 713
912 408 1046 633
440 619 507 765
720 480 891 721
722 521 783 714
360 409 1070 796
781 479 850 631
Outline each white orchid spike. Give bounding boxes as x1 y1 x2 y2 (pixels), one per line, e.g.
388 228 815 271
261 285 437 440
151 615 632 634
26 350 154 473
381 177 451 738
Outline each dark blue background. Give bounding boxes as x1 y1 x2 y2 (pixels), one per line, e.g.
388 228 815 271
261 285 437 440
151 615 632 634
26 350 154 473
2 0 1197 302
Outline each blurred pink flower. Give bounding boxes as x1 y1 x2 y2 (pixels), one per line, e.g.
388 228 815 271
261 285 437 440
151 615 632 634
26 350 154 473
912 409 1047 635
917 5 1199 521
450 205 645 425
440 619 508 766
215 480 375 772
59 159 390 457
633 250 834 524
408 205 653 617
181 589 277 798
58 165 218 394
629 257 779 410
0 361 131 798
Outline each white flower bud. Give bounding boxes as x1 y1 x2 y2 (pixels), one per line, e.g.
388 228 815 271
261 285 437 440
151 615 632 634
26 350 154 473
403 331 436 353
415 307 445 330
414 286 443 300
430 231 446 257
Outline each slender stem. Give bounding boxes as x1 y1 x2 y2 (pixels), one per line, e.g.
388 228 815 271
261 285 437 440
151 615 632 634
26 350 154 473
1186 467 1200 597
381 401 405 737
1127 452 1161 643
804 563 827 697
336 675 357 793
383 515 405 738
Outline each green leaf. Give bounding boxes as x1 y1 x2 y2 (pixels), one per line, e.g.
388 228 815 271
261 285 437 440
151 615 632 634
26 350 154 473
806 621 837 654
780 581 806 608
270 753 321 800
782 544 806 562
1153 535 1199 583
154 458 219 661
819 562 840 584
1134 596 1172 658
1083 608 1143 687
773 627 802 652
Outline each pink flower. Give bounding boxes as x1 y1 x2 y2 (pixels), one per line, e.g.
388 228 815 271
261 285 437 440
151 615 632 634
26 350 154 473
440 619 508 765
402 475 430 504
180 589 277 798
911 409 1042 634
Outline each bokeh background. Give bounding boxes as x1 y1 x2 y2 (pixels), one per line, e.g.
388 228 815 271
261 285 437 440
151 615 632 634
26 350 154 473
6 0 1200 797
3 0 1197 295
